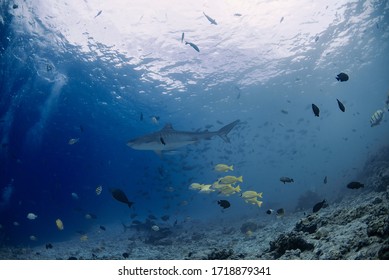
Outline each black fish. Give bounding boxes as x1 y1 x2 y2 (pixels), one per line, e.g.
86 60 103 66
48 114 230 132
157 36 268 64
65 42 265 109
266 209 274 215
336 72 349 82
347 181 364 189
312 104 320 117
160 137 166 145
276 208 285 216
324 176 327 184
110 188 134 208
185 41 200 52
181 32 184 43
140 112 143 121
122 252 129 259
79 125 84 132
217 200 231 209
280 177 294 184
313 199 327 213
45 243 53 249
99 225 106 231
336 99 345 112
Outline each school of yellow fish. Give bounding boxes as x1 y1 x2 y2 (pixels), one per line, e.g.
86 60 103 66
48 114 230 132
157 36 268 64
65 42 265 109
189 163 263 207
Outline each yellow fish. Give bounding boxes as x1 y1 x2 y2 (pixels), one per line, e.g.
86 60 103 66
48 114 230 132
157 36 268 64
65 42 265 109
218 175 243 184
198 184 215 193
55 219 64 230
243 197 263 207
95 185 103 195
68 138 79 145
189 183 204 190
80 234 88 241
214 164 233 172
241 191 263 199
218 184 241 196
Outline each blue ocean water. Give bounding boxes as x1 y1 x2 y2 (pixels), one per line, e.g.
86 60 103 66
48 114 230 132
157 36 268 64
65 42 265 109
0 0 388 248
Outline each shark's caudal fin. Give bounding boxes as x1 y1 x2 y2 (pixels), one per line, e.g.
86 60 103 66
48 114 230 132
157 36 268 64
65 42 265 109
217 119 240 143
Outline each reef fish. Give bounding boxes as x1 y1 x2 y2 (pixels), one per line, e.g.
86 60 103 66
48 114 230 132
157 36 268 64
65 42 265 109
203 12 217 25
266 209 274 215
336 99 345 112
110 188 133 208
27 213 38 220
313 199 327 213
96 185 103 195
241 191 263 199
324 176 327 184
312 104 320 117
217 200 231 209
181 32 184 43
336 72 349 82
347 181 364 189
68 138 79 145
185 41 200 52
280 177 294 184
276 208 285 217
218 175 243 185
243 197 263 207
214 164 233 172
127 120 240 154
55 219 64 230
370 110 384 127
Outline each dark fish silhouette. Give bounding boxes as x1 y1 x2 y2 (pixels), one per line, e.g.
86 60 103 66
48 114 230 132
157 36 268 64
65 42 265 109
324 176 327 184
45 243 53 249
185 41 200 52
160 137 166 145
313 199 327 213
140 112 143 121
203 12 217 25
266 209 274 215
312 104 320 117
99 225 106 231
280 177 294 184
217 200 231 209
336 99 345 112
181 32 184 43
94 10 102 19
276 208 285 216
347 181 364 189
110 188 133 208
336 72 349 82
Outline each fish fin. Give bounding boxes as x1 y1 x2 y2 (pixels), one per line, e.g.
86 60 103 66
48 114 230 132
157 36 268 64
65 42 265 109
336 77 340 81
217 119 240 143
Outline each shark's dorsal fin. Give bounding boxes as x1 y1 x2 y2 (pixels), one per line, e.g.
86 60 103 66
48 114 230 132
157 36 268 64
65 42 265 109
162 123 174 131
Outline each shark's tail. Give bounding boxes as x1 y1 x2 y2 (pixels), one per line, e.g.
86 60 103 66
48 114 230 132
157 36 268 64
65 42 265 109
217 119 240 143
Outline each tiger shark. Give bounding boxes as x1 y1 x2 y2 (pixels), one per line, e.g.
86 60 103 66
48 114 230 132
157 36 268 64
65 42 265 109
127 119 240 153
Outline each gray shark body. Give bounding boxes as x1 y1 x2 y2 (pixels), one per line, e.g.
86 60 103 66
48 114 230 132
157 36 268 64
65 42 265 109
127 119 240 153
